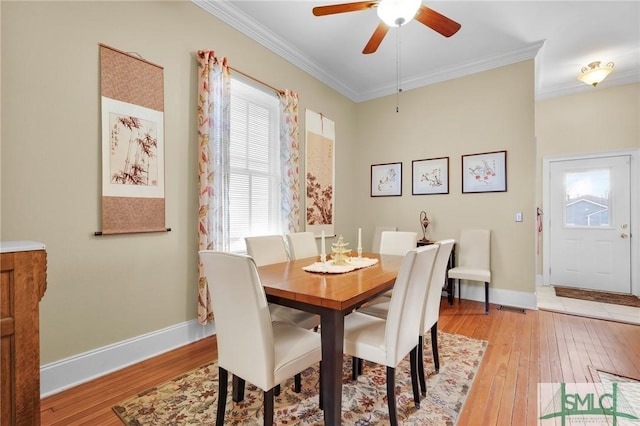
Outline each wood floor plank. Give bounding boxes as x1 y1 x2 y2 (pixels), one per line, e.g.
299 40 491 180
39 299 640 426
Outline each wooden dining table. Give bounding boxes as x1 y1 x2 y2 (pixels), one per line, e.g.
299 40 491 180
257 252 404 425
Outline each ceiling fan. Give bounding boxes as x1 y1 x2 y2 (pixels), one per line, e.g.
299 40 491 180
312 0 461 54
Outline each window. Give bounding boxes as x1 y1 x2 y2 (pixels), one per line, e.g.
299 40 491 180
228 77 281 252
564 168 610 227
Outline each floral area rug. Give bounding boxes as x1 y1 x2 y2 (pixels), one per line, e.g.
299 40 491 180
113 332 487 425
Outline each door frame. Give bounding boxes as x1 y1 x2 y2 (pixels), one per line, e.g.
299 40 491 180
542 148 639 296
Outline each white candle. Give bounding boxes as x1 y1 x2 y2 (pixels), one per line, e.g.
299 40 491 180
357 228 362 250
321 231 326 257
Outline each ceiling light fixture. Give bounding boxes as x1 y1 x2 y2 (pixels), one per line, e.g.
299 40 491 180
578 61 614 87
377 0 421 27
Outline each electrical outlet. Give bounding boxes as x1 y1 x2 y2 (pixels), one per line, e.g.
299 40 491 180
515 212 523 222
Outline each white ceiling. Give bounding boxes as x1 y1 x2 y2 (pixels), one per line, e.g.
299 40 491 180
194 0 640 102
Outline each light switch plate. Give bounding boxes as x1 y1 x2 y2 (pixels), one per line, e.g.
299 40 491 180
515 212 523 222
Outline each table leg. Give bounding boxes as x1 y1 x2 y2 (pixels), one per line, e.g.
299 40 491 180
320 309 344 425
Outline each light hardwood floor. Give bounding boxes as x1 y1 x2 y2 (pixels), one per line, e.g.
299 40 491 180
40 299 640 425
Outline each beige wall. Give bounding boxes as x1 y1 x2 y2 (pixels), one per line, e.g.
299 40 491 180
352 61 537 294
536 84 639 160
1 1 357 364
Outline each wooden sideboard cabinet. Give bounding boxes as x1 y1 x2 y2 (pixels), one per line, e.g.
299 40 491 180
1 242 47 426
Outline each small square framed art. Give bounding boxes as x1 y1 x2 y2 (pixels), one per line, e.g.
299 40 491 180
371 162 402 197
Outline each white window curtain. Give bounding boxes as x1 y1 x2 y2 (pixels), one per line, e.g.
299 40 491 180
196 50 300 324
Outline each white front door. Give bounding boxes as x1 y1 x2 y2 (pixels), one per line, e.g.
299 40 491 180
549 155 631 293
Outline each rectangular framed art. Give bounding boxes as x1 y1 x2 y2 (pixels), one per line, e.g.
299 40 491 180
462 150 507 193
412 157 449 195
371 162 402 197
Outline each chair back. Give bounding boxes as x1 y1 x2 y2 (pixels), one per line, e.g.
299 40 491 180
244 235 289 266
385 245 438 365
379 231 417 256
457 229 491 269
199 251 274 389
372 226 398 253
422 239 455 332
286 232 318 259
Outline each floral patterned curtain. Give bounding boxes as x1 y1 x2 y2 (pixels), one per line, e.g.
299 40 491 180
196 50 230 324
196 52 300 324
279 90 301 233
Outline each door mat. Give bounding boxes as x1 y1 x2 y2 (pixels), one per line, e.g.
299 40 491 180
554 286 640 308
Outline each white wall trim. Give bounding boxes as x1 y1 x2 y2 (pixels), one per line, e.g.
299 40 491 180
542 148 640 296
40 320 216 398
458 283 538 310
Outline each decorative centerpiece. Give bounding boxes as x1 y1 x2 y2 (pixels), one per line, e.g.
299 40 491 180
331 235 352 265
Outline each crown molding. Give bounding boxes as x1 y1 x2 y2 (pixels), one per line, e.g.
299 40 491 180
357 40 546 102
193 0 360 101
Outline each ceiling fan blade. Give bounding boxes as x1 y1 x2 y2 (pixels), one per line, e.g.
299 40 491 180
313 1 378 16
415 5 461 37
362 22 389 54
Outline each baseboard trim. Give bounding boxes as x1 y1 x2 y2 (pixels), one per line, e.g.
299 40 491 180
40 319 217 398
458 283 537 311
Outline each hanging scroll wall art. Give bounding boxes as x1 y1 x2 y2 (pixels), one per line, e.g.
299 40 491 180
99 44 168 235
305 110 335 237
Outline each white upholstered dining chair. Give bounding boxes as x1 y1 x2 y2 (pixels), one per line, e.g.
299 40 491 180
376 231 417 297
343 244 438 426
286 231 318 259
244 234 320 330
359 239 455 396
199 251 322 426
447 229 491 314
371 225 398 253
244 235 289 267
244 235 321 394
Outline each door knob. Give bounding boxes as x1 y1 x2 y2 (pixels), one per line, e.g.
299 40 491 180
621 233 629 239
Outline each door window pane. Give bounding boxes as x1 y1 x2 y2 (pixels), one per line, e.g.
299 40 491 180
564 168 610 227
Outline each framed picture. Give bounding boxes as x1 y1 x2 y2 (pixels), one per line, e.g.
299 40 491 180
462 150 507 193
412 157 449 195
371 162 402 197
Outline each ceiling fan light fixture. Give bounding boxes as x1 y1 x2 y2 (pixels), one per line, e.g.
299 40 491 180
376 0 421 27
578 61 614 87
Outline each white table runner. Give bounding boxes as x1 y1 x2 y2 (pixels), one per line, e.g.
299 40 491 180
303 257 379 274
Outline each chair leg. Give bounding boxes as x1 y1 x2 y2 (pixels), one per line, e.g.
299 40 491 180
458 279 461 302
294 373 302 393
318 361 323 410
448 277 454 306
409 346 421 409
485 281 489 314
263 388 274 426
351 357 363 380
386 366 398 426
232 374 245 402
417 335 427 396
352 357 358 380
274 384 280 396
431 322 440 373
217 367 228 426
